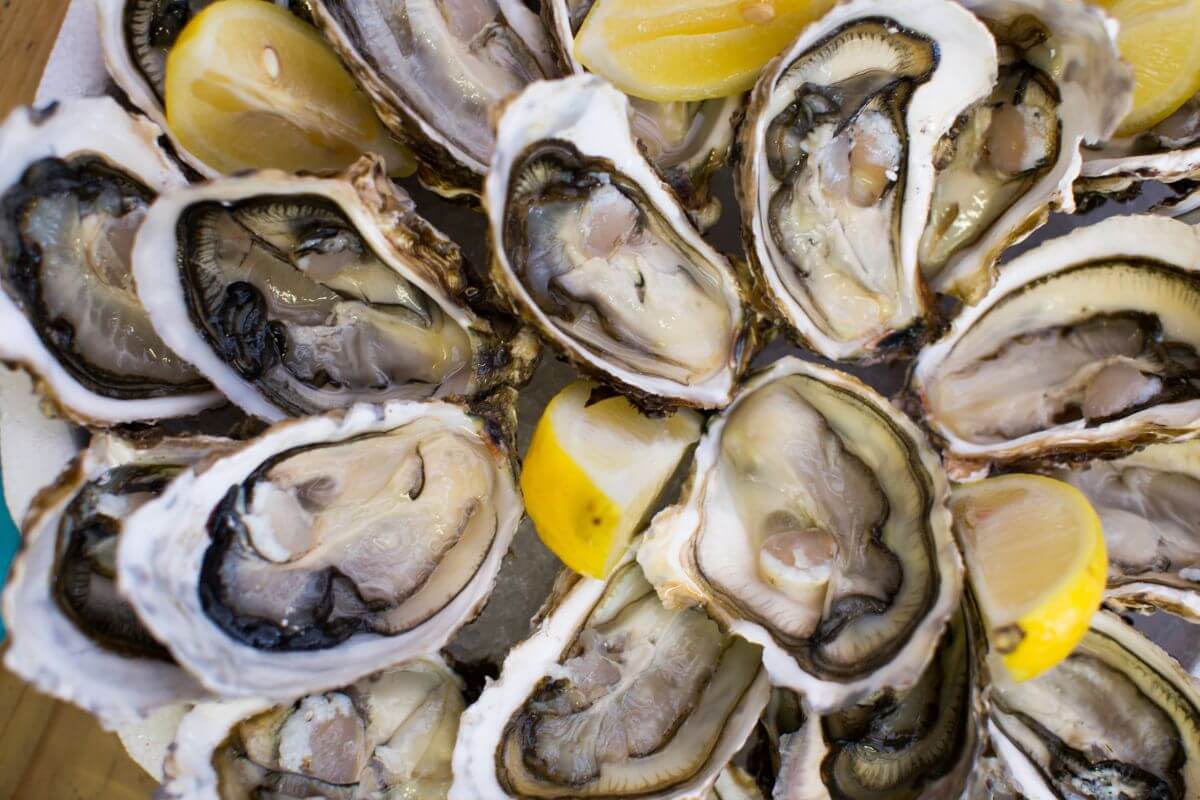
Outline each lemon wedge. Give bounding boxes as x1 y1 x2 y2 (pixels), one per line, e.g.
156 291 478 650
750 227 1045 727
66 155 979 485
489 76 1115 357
574 0 836 102
165 0 414 175
950 474 1107 682
522 381 701 578
1092 0 1200 137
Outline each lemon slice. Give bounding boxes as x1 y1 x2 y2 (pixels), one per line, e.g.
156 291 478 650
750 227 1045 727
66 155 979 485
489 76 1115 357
574 0 836 102
1092 0 1200 137
950 474 1107 682
165 0 414 175
522 381 701 578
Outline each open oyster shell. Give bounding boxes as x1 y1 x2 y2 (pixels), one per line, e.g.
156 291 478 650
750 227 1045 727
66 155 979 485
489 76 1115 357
116 400 522 700
451 559 770 800
133 155 537 422
539 0 740 230
736 0 997 361
162 658 462 800
927 0 1131 302
910 214 1200 480
773 605 986 799
638 357 962 712
1051 440 1200 621
310 0 560 197
989 610 1200 799
1080 92 1200 197
486 76 754 409
0 99 220 426
2 433 234 727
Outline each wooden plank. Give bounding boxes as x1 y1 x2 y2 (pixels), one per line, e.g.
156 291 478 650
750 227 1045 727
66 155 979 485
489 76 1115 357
0 0 72 116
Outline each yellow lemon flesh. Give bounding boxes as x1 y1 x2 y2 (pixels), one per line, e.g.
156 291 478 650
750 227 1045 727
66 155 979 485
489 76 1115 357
951 474 1107 682
522 381 701 579
165 0 414 175
1093 0 1200 137
574 0 837 102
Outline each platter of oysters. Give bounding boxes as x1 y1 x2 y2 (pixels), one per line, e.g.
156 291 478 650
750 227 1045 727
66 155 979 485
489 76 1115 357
4 0 1200 796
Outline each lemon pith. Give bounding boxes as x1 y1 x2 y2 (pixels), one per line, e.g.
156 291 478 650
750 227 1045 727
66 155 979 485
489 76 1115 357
165 0 413 175
574 0 836 102
952 474 1107 682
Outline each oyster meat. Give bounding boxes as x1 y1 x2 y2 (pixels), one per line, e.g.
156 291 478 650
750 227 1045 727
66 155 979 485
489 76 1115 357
134 156 537 421
989 610 1200 799
487 76 753 409
922 0 1131 302
310 0 560 196
638 357 962 712
116 401 522 699
736 0 997 361
2 433 233 725
163 658 462 800
0 99 218 425
1053 440 1200 621
910 214 1200 479
772 606 985 800
451 560 770 799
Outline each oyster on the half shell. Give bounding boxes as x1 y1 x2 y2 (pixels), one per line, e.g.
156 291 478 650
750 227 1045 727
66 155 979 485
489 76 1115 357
639 357 962 712
1052 440 1200 621
922 0 1131 302
310 0 561 197
487 76 754 409
910 214 1200 480
2 433 234 726
162 658 463 800
989 610 1200 799
116 400 522 700
134 155 538 422
0 99 219 426
736 0 997 361
452 559 770 799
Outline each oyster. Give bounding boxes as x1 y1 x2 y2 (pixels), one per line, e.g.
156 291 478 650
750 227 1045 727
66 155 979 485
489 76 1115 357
1080 93 1200 195
736 0 997 361
310 0 560 197
1052 440 1200 621
638 357 962 712
487 76 753 409
989 610 1200 799
540 0 739 229
2 433 233 726
0 99 218 425
451 560 770 799
910 214 1200 480
771 606 985 800
923 0 1131 302
162 658 462 800
134 155 537 422
116 400 522 700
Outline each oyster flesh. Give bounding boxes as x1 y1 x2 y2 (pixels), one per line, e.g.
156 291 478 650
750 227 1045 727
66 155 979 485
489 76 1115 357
451 560 770 799
989 610 1200 799
540 0 740 230
487 76 753 409
162 658 462 800
910 214 1200 479
736 0 997 361
310 0 560 197
1052 440 1200 621
2 433 233 726
116 400 522 700
134 155 537 422
922 0 1131 302
771 606 985 800
0 99 218 425
638 357 962 711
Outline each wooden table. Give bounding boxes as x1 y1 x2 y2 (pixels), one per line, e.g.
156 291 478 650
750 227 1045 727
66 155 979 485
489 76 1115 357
1 2 160 796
